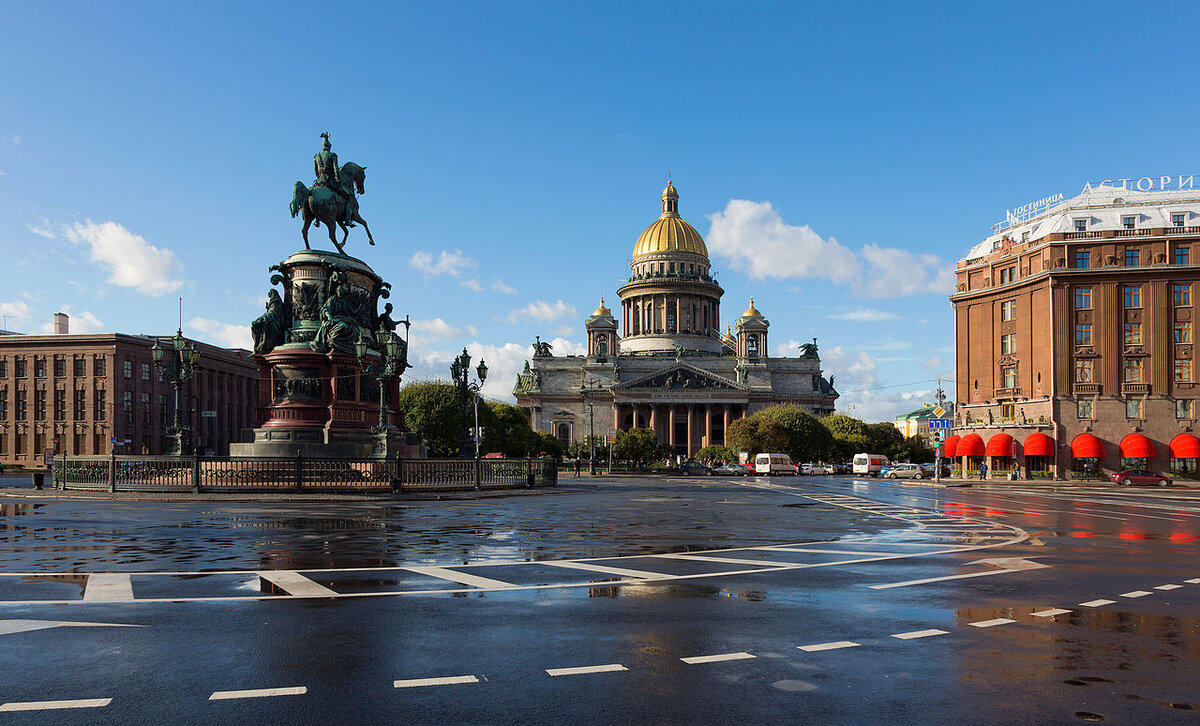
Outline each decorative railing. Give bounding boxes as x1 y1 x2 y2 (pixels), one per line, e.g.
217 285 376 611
1072 383 1102 394
1113 228 1153 237
1064 231 1103 239
1121 382 1151 394
992 386 1023 399
52 455 557 494
1164 226 1200 235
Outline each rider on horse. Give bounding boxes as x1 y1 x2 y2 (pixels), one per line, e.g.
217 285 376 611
314 132 353 226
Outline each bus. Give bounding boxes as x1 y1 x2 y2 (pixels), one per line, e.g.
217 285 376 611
755 453 795 476
852 453 889 477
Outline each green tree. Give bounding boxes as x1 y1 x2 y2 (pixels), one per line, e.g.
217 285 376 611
480 401 538 457
726 416 789 458
695 444 737 463
395 380 463 457
613 428 660 468
866 422 905 459
756 404 835 462
530 431 563 460
820 413 870 460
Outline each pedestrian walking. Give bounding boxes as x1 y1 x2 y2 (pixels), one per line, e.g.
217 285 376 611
573 458 582 479
979 461 988 480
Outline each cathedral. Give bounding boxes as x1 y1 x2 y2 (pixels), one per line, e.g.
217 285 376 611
513 181 838 456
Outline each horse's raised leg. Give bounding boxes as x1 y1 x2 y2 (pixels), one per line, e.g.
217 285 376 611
301 210 313 250
352 212 375 246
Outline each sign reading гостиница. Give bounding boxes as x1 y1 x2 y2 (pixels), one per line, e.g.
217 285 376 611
995 174 1200 232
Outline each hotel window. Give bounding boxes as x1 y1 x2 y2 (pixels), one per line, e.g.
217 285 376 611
1176 247 1190 265
123 391 133 425
1176 321 1192 343
1001 333 1016 355
1172 212 1186 227
1075 323 1092 346
1001 403 1015 420
1178 399 1194 419
15 358 26 378
1125 249 1139 267
1074 250 1090 269
1001 300 1015 321
95 389 106 421
1124 285 1142 308
1074 218 1088 232
34 359 46 378
1022 231 1030 242
1074 359 1093 383
73 358 85 377
94 357 106 377
1074 287 1092 309
74 389 86 419
54 358 65 377
34 390 46 420
123 360 132 379
1002 367 1017 389
1127 399 1144 419
1175 283 1192 306
1077 399 1093 419
998 266 1016 284
1124 358 1144 383
1122 215 1136 230
1177 359 1193 383
1124 322 1142 346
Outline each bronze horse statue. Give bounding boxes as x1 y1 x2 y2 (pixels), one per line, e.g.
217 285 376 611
290 161 375 254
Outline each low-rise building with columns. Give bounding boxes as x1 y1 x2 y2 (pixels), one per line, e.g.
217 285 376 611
513 181 839 456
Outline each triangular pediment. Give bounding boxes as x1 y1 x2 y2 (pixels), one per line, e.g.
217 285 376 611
615 362 744 391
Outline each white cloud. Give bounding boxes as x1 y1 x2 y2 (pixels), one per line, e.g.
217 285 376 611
460 278 484 292
408 249 477 278
706 200 954 298
502 299 577 324
26 224 55 239
829 308 901 323
411 317 464 342
0 300 34 321
491 279 517 295
407 336 588 403
64 220 183 297
187 317 252 350
919 356 943 370
37 307 104 334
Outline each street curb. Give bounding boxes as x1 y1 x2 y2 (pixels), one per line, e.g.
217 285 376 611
0 485 591 504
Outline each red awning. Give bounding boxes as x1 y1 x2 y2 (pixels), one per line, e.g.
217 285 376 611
1071 434 1105 459
985 433 1015 457
957 433 985 457
1023 432 1054 457
1170 433 1200 459
942 435 961 458
1120 433 1155 459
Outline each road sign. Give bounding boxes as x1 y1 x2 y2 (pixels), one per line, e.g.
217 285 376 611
932 406 945 418
928 418 951 430
110 436 117 445
200 410 217 418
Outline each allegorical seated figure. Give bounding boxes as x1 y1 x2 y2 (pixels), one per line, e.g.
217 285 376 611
310 274 361 353
251 289 289 354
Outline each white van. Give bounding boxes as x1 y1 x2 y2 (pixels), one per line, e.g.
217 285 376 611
755 453 795 476
852 453 889 477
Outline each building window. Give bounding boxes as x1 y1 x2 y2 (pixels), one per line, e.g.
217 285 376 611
1000 403 1015 420
34 359 46 378
73 358 85 377
1124 358 1144 383
1172 212 1186 227
159 394 169 426
15 358 26 378
1074 218 1087 232
1077 399 1092 419
1175 283 1192 306
1001 300 1015 321
1176 247 1190 266
0 389 5 418
54 389 65 420
1176 321 1192 344
95 389 106 421
1125 249 1139 267
1075 359 1093 383
1074 287 1092 309
596 335 608 358
123 360 132 379
1000 333 1016 354
747 334 759 357
1021 231 1030 242
666 301 676 333
1177 359 1193 383
54 358 65 377
1074 250 1089 269
998 266 1016 284
1124 285 1142 308
1178 399 1194 419
1002 367 1017 389
123 391 133 425
142 392 152 426
1075 323 1092 346
1122 215 1136 230
141 363 151 381
1127 398 1144 419
15 390 26 420
74 389 86 419
94 357 106 377
0 360 5 377
1124 322 1143 346
34 389 46 420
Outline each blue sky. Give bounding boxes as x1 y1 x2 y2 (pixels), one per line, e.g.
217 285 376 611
3 1 1200 421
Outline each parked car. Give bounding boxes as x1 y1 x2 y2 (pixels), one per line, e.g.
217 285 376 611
712 463 751 476
674 461 715 476
830 463 848 474
881 463 930 480
852 453 889 477
1110 469 1172 487
755 453 795 476
800 463 829 475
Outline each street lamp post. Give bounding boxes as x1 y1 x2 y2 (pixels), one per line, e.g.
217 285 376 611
151 329 200 456
450 348 488 458
588 400 595 475
355 329 409 458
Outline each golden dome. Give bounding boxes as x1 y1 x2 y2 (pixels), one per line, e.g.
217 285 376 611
632 181 709 259
742 296 763 318
592 296 611 316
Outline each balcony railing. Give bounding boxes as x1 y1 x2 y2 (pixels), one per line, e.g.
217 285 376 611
1072 383 1102 395
1121 382 1151 394
1064 231 1103 239
1164 226 1200 235
993 386 1023 399
1113 228 1153 237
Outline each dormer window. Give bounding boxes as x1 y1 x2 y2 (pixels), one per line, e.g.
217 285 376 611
1074 218 1088 232
1122 216 1136 230
1172 212 1186 227
1021 231 1030 242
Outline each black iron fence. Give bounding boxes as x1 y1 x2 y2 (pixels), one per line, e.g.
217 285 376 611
52 455 557 494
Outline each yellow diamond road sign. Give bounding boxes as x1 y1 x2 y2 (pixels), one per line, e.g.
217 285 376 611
932 406 945 418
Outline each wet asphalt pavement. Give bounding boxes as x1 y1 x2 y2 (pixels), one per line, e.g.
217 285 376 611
0 474 1197 724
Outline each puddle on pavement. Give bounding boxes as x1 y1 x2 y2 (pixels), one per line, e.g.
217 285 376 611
131 573 276 599
0 574 87 601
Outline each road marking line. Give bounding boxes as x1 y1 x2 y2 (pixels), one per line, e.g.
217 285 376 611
680 652 756 664
1154 584 1182 590
870 566 1044 590
891 629 948 640
1185 578 1200 584
541 561 670 580
655 553 783 567
798 641 860 652
1030 609 1072 617
393 675 479 688
546 664 627 677
1079 599 1116 607
83 573 133 602
1120 590 1153 598
208 686 306 700
0 698 112 712
403 566 518 590
969 618 1016 628
256 571 337 598
756 547 904 557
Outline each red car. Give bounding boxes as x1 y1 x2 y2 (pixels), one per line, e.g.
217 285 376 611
1109 469 1172 487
